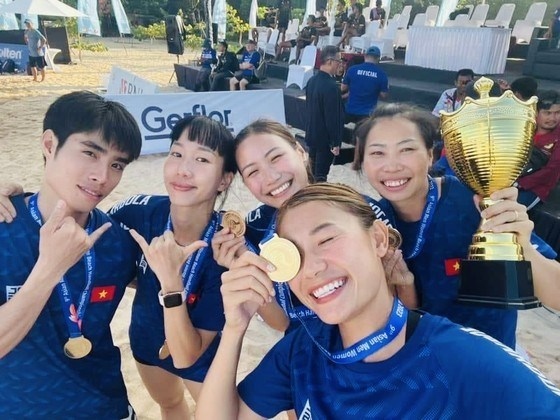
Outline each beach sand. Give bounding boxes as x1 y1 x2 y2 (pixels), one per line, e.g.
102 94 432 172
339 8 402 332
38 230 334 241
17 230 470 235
1 38 558 419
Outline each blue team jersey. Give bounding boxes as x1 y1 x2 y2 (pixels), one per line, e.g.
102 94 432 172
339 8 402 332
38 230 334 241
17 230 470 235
0 195 136 418
379 176 556 348
343 62 388 116
238 313 560 418
108 195 225 381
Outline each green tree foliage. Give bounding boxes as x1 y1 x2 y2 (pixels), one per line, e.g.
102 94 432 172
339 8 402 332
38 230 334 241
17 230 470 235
226 4 251 45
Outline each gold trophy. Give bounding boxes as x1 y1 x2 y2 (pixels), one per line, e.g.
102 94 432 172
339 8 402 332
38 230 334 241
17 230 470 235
440 77 540 309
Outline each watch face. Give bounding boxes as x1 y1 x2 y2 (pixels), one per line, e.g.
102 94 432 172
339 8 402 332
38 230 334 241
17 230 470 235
163 293 184 308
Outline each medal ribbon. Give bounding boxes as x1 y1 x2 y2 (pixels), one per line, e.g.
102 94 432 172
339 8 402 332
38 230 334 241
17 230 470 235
165 211 220 296
246 215 315 320
382 176 438 259
293 297 407 364
28 194 95 339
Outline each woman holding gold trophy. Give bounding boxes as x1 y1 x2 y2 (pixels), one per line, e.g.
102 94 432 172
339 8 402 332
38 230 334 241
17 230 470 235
196 183 560 419
353 97 560 349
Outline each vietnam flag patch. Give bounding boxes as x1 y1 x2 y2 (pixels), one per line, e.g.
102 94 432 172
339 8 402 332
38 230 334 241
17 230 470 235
90 286 116 303
444 258 461 276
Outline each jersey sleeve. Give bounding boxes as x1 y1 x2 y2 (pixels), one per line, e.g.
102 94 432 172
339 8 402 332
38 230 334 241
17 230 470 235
529 232 558 259
436 325 560 417
432 90 449 116
107 194 154 232
188 259 226 331
238 333 295 417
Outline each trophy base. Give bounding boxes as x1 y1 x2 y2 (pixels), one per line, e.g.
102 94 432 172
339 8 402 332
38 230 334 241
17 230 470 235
457 260 541 310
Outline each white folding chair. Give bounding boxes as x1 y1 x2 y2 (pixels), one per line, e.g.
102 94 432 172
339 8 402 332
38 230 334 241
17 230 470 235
368 18 399 60
264 29 280 58
256 27 272 51
350 20 380 52
511 3 548 44
485 3 515 28
452 14 470 27
468 4 489 27
44 47 61 72
425 5 439 26
525 2 547 25
285 45 317 89
411 13 426 27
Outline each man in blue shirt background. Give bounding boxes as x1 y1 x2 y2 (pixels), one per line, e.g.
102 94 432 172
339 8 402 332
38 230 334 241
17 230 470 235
341 45 389 124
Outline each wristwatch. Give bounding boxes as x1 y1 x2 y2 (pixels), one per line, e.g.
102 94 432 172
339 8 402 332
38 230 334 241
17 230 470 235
158 290 187 308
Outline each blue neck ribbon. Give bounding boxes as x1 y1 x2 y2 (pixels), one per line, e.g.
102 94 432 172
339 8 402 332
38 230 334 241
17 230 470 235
165 211 220 296
28 194 95 339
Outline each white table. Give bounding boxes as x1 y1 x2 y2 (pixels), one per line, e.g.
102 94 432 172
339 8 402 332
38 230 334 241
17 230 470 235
405 26 511 74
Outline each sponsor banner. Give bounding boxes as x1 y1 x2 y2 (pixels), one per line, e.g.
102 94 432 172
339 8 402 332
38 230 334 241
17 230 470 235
106 66 158 96
112 0 131 35
106 90 286 155
0 43 29 70
78 0 101 36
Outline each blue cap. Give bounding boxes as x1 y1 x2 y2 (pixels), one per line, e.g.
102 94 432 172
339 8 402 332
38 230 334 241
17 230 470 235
24 18 33 24
366 46 381 57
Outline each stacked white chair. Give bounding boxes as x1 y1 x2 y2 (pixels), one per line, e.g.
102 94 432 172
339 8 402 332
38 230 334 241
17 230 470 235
350 20 381 52
468 4 489 27
512 3 548 44
368 17 399 60
425 5 439 26
264 29 280 58
285 45 317 89
484 3 516 28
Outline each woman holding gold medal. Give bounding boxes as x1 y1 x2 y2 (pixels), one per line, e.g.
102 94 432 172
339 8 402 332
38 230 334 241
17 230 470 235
196 183 560 419
352 103 560 349
211 120 417 336
106 116 236 419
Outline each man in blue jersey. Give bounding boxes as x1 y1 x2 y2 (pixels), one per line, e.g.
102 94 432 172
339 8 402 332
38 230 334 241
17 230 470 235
341 45 389 124
230 39 261 91
0 91 142 418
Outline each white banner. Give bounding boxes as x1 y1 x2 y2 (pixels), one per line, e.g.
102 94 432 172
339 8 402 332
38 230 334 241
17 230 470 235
212 0 227 41
78 0 101 36
0 0 18 30
106 66 158 96
111 0 131 35
106 90 286 155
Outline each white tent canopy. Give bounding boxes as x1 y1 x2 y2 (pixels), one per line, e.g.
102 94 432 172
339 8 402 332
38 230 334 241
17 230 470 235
249 0 258 29
0 0 85 17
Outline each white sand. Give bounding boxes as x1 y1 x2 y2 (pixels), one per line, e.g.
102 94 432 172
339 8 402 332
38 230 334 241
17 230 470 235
1 38 558 419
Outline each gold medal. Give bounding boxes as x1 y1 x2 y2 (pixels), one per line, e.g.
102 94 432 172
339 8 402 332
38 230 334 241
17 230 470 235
259 234 301 283
221 211 246 238
388 227 403 250
158 340 170 360
63 335 92 359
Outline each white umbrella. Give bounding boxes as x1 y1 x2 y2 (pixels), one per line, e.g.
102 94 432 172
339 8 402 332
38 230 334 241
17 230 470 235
249 0 258 29
0 0 85 17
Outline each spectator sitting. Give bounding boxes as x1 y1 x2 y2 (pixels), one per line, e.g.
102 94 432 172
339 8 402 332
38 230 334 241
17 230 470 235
230 39 261 91
210 41 239 92
338 3 366 49
194 39 217 92
370 0 386 27
314 8 331 36
517 90 560 209
432 68 475 117
333 0 348 36
276 15 318 64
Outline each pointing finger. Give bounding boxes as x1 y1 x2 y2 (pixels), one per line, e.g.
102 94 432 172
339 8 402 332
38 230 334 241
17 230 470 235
129 228 150 254
88 222 112 246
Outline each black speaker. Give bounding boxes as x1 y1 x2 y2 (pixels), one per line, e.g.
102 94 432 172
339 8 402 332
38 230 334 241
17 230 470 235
165 15 184 55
